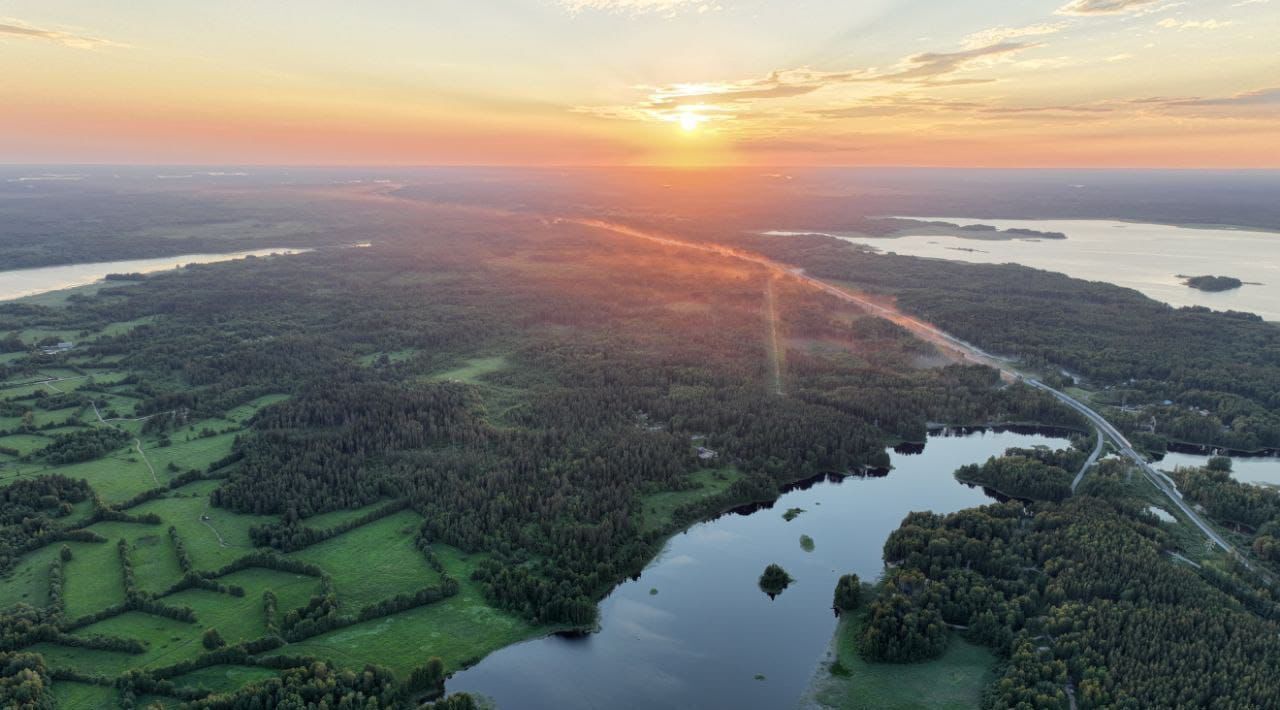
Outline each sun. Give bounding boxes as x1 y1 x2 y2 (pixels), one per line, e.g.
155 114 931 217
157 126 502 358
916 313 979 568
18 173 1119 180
679 112 701 132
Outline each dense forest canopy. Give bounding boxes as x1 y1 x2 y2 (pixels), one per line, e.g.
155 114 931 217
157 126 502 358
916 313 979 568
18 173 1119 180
861 452 1280 708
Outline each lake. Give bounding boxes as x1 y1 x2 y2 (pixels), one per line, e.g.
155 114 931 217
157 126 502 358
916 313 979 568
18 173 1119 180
446 427 1072 709
772 219 1280 321
1154 450 1280 487
0 249 308 301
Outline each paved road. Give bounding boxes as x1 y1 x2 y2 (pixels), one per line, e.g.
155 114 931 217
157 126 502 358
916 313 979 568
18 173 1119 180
577 217 1258 572
1072 426 1105 493
1024 380 1251 567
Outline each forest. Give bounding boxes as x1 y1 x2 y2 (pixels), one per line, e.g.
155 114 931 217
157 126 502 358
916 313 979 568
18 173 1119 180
845 449 1280 708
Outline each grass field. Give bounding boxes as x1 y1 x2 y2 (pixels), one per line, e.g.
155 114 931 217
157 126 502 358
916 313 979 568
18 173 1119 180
50 680 119 710
273 545 546 676
69 611 200 671
812 614 997 709
133 487 275 570
2 442 157 503
167 569 319 645
298 498 393 529
0 544 57 609
0 324 566 703
143 431 239 483
0 433 53 456
172 664 279 693
223 394 290 423
62 537 128 618
640 466 744 533
293 510 440 610
428 355 508 384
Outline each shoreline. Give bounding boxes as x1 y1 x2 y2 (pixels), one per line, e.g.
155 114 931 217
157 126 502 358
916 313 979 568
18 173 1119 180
0 248 311 302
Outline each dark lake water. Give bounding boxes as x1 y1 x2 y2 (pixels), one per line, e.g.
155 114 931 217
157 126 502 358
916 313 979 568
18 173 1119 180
446 427 1072 709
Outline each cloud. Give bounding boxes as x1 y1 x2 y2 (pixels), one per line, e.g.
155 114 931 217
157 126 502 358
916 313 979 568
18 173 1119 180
557 0 722 17
1156 18 1235 29
890 43 1034 83
1162 87 1280 107
1056 0 1161 15
811 95 1114 122
573 42 1038 131
1126 88 1280 119
0 18 126 49
963 23 1066 49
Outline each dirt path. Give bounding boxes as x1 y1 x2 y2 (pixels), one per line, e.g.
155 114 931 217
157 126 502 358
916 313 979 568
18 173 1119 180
91 402 160 486
199 504 236 548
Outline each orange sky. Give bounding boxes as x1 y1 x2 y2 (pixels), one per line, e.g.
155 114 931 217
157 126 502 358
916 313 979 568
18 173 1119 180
2 1 1278 167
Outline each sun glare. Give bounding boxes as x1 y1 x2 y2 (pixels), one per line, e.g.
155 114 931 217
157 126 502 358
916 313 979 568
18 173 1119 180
679 112 701 132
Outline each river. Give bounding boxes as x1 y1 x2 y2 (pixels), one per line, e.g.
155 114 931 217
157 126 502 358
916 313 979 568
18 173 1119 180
768 219 1280 321
0 249 309 301
446 427 1073 709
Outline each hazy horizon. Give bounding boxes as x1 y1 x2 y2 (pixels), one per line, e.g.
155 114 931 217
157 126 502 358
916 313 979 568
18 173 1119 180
4 0 1277 167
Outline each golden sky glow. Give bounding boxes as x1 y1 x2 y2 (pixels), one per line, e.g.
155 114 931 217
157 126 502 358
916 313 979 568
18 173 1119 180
1 0 1278 166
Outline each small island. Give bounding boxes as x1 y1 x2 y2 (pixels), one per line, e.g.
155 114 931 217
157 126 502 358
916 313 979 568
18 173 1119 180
758 563 793 598
1181 274 1244 292
872 219 1068 240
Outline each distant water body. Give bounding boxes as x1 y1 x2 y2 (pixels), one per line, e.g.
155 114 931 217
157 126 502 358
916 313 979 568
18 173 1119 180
0 249 308 301
769 219 1280 321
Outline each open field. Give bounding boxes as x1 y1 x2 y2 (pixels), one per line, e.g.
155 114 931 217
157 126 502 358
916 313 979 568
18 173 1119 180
812 615 997 710
172 664 279 693
640 466 744 533
50 680 118 710
167 569 319 644
274 546 546 676
293 510 440 609
428 355 508 384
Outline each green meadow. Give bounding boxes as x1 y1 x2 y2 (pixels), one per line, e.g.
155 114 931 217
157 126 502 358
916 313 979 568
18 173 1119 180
814 615 997 710
0 339 558 706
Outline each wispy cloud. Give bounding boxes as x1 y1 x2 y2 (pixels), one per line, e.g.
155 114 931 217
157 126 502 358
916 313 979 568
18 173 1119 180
0 17 126 49
811 95 1114 122
1162 87 1280 107
574 42 1037 127
1056 0 1161 15
557 0 722 17
1156 17 1235 29
963 23 1066 49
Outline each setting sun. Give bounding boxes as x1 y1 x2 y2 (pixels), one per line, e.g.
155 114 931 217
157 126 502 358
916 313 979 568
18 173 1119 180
679 112 701 133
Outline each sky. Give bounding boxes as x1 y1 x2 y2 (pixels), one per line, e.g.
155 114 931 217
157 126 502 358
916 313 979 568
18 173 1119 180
2 0 1278 167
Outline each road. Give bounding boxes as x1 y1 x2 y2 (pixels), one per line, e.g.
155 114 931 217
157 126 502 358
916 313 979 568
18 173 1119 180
1023 380 1247 564
575 217 1256 570
0 374 91 391
1072 426 1105 493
